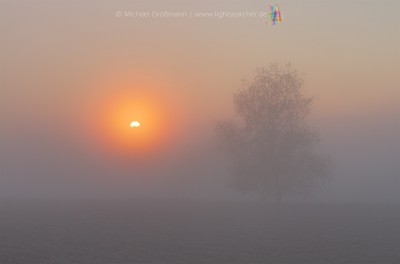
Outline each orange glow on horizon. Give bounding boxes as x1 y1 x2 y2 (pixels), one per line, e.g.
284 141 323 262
82 74 181 159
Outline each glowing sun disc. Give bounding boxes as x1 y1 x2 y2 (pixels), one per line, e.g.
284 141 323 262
130 121 140 128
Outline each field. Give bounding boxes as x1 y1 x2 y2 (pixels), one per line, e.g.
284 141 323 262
1 201 399 264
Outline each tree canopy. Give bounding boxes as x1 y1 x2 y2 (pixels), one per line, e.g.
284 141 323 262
215 64 330 201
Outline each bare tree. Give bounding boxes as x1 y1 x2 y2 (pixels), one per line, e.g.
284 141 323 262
215 64 330 202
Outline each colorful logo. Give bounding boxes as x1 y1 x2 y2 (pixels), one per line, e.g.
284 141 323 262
267 4 282 26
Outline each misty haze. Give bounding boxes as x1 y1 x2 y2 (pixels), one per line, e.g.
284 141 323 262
1 1 399 264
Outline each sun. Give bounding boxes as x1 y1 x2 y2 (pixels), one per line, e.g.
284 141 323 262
130 121 140 128
82 74 183 157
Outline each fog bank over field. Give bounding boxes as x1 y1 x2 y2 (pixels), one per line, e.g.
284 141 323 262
1 0 399 204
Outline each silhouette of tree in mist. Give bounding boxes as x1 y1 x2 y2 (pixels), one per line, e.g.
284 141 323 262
215 64 330 202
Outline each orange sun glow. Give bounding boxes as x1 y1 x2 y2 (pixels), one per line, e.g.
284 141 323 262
80 70 189 163
83 77 179 158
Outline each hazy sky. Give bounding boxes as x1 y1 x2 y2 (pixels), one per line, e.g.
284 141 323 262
1 0 399 203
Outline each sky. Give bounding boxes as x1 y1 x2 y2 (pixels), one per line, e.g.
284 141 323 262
0 0 399 203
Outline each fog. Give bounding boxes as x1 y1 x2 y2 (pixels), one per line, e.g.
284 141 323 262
0 0 399 205
1 1 399 263
2 81 398 204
